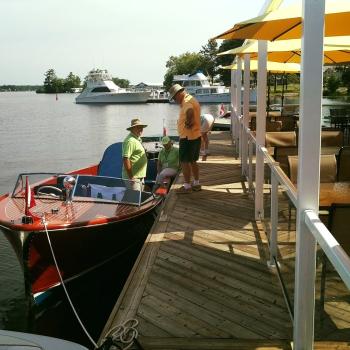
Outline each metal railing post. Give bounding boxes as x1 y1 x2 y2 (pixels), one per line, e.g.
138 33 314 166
248 136 254 192
255 40 267 220
269 172 278 266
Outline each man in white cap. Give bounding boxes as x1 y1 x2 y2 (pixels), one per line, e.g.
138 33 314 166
122 118 148 189
200 113 215 156
168 83 201 193
155 136 179 187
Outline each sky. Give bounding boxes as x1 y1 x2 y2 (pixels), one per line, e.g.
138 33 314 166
0 0 296 85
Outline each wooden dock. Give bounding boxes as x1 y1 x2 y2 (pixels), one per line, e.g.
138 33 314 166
99 131 350 349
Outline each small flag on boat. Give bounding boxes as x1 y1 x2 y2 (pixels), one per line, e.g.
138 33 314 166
25 176 36 216
219 103 225 117
163 119 167 136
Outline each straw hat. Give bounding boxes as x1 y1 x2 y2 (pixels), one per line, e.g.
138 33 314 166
126 118 148 131
161 136 171 145
168 84 184 100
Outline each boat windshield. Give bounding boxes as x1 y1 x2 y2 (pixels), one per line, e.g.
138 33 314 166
12 173 154 206
72 175 154 206
12 173 69 198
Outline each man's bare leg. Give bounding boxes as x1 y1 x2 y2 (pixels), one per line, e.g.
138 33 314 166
181 162 192 186
191 161 199 181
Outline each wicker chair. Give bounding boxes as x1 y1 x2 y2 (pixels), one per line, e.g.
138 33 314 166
274 146 298 177
288 154 337 184
321 130 344 147
265 131 297 156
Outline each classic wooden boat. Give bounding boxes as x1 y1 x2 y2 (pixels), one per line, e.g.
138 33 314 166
0 141 167 301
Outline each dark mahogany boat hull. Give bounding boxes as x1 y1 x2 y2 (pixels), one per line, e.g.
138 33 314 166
1 207 157 297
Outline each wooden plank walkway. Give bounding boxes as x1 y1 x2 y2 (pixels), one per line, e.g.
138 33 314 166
99 131 350 349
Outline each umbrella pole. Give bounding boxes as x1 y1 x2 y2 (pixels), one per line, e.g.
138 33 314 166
267 71 271 117
281 73 286 110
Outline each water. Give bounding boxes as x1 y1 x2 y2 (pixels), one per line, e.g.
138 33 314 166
0 92 222 347
270 95 350 118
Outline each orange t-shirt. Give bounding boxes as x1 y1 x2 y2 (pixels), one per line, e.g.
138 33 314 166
177 93 201 140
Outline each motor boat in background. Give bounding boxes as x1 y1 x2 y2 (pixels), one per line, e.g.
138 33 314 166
0 140 168 302
75 69 150 104
172 72 257 104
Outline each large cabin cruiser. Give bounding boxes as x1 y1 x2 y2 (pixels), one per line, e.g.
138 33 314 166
173 72 256 104
76 70 150 104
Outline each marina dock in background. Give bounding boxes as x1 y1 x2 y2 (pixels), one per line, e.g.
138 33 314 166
147 97 169 103
99 131 350 350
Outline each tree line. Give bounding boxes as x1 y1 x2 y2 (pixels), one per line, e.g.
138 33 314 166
163 39 244 90
0 85 41 92
37 39 245 93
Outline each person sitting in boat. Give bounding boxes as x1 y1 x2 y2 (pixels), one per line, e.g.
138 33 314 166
155 136 179 187
200 113 215 156
122 118 148 190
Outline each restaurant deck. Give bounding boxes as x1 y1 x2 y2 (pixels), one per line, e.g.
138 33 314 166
100 131 350 349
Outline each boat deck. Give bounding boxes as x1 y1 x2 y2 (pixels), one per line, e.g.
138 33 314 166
100 131 350 349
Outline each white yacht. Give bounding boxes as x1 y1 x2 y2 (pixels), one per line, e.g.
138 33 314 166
172 72 256 104
76 70 150 104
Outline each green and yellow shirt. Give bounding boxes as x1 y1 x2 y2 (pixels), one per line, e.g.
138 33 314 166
122 133 147 179
158 145 179 171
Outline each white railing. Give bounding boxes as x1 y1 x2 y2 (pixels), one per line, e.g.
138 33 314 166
231 111 350 315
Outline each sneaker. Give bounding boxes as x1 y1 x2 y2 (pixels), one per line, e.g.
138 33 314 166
175 185 192 194
192 184 202 191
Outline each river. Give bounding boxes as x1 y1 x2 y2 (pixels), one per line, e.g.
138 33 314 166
0 91 222 346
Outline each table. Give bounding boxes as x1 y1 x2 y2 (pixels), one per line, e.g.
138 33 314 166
319 182 350 209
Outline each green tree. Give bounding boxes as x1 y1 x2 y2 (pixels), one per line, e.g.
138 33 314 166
64 72 81 92
199 40 219 84
112 77 130 88
325 74 340 96
43 69 57 93
53 78 65 93
340 65 350 95
163 52 205 90
216 39 244 86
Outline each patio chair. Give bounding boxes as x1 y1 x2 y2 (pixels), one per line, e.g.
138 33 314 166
273 146 298 176
337 146 350 181
288 154 337 184
286 154 337 222
265 131 297 156
266 131 297 147
321 130 344 147
319 204 350 321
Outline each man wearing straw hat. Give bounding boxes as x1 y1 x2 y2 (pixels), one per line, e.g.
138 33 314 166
122 118 148 189
168 84 201 193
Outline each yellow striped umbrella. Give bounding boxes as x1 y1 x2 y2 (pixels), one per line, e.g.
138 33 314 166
213 0 350 41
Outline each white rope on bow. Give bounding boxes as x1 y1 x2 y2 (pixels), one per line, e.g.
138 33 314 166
43 217 98 349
